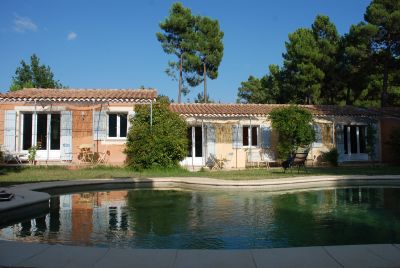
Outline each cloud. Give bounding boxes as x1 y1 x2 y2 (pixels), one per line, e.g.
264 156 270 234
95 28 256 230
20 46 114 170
13 14 38 33
67 31 77 41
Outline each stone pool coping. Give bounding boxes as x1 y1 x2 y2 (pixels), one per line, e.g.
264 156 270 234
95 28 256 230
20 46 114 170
1 240 400 268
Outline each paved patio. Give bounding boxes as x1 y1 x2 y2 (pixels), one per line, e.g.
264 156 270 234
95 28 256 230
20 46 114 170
1 240 400 268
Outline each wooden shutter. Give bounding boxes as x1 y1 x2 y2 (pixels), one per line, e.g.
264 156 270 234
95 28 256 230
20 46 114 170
206 124 216 157
4 110 16 152
261 125 271 148
60 111 73 161
232 124 243 149
335 124 344 162
93 111 107 140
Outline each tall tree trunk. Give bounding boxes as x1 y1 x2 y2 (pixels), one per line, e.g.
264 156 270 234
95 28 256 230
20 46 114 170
178 53 183 103
203 62 207 103
381 57 389 108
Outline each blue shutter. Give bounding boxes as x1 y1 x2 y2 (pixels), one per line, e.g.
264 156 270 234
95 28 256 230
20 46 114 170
206 124 215 157
4 110 16 152
232 124 243 149
313 124 323 147
93 111 107 140
261 125 271 148
335 124 344 162
60 111 73 161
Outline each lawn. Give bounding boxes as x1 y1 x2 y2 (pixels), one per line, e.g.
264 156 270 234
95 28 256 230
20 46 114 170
1 165 400 186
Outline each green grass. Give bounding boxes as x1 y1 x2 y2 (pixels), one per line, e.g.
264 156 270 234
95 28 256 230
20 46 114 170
0 165 400 186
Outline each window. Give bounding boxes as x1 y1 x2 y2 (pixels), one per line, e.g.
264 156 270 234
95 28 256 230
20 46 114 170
243 126 258 147
343 125 367 154
108 113 128 138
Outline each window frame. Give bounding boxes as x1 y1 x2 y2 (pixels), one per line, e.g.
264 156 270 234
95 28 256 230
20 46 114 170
242 125 260 148
107 112 129 139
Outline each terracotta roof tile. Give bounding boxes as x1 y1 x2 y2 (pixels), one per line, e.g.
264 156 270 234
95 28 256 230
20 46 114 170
170 103 379 117
0 88 157 102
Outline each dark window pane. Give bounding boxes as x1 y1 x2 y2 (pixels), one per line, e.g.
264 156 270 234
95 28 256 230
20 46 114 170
243 127 249 146
350 126 357 154
251 126 258 146
344 126 348 154
195 126 202 157
37 114 47 150
119 114 127 137
22 113 32 150
108 114 117 137
50 114 60 150
187 127 192 157
359 126 366 153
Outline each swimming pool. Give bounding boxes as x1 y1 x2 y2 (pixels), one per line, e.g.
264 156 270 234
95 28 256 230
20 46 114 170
1 187 399 249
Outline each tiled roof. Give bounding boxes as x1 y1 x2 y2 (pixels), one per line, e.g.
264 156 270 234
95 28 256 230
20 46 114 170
0 88 157 103
374 107 400 118
170 103 380 117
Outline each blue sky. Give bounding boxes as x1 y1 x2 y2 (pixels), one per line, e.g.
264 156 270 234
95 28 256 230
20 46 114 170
0 0 371 103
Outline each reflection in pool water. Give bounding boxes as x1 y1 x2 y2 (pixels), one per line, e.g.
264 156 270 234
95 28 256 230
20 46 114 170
0 187 400 249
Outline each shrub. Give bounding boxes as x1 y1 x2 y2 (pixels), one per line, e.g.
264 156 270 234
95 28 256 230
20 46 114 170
321 148 339 166
125 99 188 170
269 105 315 158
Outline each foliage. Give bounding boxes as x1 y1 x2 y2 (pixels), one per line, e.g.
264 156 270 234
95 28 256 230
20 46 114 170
28 146 38 164
157 3 224 103
269 106 315 158
191 15 224 102
10 54 63 91
236 1 400 107
237 65 281 103
156 3 199 102
194 92 214 103
321 148 339 167
125 100 188 169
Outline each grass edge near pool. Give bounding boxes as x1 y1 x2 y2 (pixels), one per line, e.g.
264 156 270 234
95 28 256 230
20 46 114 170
1 165 400 186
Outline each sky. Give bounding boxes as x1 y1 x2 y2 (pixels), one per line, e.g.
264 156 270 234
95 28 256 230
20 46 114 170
0 0 372 103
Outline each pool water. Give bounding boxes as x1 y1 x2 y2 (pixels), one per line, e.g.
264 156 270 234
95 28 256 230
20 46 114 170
1 187 400 249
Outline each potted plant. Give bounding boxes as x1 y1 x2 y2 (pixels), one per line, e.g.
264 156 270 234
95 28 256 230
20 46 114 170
28 146 38 165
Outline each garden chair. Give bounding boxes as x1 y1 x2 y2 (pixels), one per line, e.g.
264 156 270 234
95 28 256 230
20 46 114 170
1 145 28 164
246 150 263 168
282 147 310 173
261 148 277 169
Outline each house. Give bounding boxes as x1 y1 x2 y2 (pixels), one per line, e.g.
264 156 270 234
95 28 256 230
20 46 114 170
0 88 156 164
170 103 381 169
0 88 384 168
378 107 400 164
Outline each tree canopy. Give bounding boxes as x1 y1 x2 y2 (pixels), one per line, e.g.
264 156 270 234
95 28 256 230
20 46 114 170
237 0 400 107
157 2 224 103
10 54 63 91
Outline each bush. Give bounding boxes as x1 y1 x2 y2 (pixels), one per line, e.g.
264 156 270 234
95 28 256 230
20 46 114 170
269 105 315 158
321 148 339 167
125 99 188 170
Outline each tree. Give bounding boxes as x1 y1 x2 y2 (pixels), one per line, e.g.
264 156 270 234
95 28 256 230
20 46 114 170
125 99 188 169
311 15 341 104
283 28 325 104
157 3 200 103
237 65 282 104
269 106 315 158
10 54 63 91
365 0 400 107
194 92 214 103
192 15 224 103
